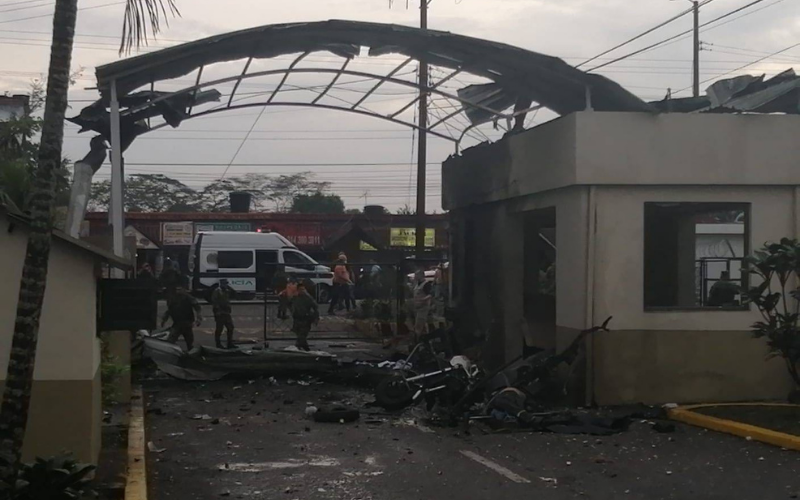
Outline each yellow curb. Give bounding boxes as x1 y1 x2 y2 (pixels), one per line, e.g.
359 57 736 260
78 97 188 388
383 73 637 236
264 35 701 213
125 386 147 500
668 406 800 451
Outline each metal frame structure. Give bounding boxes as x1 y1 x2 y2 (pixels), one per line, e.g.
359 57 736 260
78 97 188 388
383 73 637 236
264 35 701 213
94 20 653 259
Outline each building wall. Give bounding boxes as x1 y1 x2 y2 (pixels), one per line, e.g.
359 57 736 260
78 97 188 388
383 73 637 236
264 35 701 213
0 219 102 463
444 112 800 210
591 185 796 404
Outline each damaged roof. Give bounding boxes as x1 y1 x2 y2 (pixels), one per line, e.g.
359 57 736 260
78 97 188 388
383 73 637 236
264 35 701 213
650 69 800 114
95 19 654 116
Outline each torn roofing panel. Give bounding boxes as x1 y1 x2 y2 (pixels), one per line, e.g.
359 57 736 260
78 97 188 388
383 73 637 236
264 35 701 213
649 69 800 115
95 19 653 116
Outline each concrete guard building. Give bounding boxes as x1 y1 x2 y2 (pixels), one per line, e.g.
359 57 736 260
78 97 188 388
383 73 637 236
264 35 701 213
0 206 130 463
444 111 800 405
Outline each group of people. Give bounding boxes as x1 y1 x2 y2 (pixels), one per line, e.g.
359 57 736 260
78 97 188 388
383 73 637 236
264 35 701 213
159 278 237 351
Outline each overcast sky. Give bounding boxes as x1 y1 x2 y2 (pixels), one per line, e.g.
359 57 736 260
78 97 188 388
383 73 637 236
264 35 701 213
1 0 798 212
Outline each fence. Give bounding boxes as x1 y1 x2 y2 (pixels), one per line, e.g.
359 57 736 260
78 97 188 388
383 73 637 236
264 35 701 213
259 259 449 342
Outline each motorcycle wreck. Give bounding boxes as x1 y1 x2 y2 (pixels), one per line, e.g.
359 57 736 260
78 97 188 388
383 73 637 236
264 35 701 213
373 317 626 434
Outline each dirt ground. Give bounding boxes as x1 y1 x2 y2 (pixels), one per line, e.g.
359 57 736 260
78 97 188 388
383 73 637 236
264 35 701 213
144 375 800 500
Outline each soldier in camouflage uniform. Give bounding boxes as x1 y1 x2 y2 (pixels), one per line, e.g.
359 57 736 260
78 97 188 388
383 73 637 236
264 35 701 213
212 278 236 349
290 281 319 351
162 285 203 351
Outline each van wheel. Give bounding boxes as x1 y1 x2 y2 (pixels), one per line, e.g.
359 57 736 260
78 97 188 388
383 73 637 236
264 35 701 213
317 284 331 304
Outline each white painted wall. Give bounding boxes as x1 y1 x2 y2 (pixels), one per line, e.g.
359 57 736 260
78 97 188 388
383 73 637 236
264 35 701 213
0 215 101 382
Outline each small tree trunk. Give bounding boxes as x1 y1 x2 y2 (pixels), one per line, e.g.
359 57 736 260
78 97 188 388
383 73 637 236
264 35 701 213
0 0 77 484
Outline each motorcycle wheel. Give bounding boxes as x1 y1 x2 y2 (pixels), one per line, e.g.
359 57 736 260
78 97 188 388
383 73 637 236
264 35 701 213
375 375 416 410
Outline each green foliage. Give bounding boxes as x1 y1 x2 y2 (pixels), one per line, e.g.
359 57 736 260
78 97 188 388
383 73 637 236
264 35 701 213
0 455 95 500
100 336 129 407
90 174 202 213
268 173 330 212
742 238 800 387
396 204 414 215
290 191 345 214
0 83 71 213
88 171 334 213
198 173 270 212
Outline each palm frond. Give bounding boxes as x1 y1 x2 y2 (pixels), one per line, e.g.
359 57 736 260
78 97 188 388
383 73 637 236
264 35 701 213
120 0 180 55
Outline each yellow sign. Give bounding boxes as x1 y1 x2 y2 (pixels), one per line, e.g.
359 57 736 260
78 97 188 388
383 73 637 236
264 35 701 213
359 240 378 251
390 228 435 248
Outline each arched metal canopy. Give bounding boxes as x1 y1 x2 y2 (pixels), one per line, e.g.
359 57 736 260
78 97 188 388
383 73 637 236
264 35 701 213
94 19 653 134
82 20 656 260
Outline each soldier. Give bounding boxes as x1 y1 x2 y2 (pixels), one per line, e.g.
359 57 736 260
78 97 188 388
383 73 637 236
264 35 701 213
291 281 320 351
212 279 236 349
162 285 203 351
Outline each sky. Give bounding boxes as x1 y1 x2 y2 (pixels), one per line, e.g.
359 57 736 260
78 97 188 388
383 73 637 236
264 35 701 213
1 0 798 212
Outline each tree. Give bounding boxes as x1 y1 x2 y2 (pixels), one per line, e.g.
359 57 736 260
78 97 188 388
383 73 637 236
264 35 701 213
90 174 202 212
267 173 330 212
396 204 415 215
291 192 345 214
0 0 179 488
198 173 270 212
1 83 70 214
742 238 800 398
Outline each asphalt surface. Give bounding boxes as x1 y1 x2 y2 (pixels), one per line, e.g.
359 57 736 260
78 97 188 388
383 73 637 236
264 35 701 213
144 375 800 500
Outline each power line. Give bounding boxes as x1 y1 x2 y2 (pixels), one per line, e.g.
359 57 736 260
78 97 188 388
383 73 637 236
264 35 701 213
577 0 713 69
0 0 124 24
0 0 52 15
674 41 800 95
587 0 772 72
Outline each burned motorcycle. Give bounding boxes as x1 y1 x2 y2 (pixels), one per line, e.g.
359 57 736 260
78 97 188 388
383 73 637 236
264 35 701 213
375 332 481 411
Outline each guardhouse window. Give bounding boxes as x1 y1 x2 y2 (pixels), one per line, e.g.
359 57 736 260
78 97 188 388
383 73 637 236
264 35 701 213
644 202 749 309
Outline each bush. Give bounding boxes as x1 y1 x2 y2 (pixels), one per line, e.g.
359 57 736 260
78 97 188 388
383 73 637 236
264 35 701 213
100 335 129 407
743 238 800 388
1 455 96 500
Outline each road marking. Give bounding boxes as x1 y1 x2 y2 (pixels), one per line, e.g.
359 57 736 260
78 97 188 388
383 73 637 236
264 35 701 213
459 450 531 484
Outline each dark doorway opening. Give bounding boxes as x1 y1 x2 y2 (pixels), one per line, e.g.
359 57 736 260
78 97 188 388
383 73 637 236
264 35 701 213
522 207 556 357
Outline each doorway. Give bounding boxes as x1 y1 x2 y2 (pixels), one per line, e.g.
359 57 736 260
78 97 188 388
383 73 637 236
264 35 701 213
522 207 556 355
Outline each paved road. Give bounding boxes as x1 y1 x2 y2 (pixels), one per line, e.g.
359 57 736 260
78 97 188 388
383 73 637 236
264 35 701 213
144 377 800 500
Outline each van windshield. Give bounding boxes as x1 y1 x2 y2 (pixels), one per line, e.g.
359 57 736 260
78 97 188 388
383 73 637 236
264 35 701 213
284 251 315 268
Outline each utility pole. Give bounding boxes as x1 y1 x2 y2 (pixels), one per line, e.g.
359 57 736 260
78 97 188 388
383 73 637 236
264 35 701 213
692 0 700 97
414 0 429 258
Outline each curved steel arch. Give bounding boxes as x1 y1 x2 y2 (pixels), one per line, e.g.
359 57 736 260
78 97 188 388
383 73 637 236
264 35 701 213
151 101 457 142
120 65 520 139
97 19 652 115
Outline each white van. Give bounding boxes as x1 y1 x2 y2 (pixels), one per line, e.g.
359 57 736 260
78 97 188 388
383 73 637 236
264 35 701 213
189 231 333 301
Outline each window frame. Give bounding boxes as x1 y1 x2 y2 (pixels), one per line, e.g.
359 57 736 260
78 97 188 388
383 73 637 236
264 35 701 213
642 201 751 312
282 250 316 271
217 250 255 270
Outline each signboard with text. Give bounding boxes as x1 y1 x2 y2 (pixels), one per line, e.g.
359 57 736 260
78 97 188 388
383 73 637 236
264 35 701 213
390 228 435 248
196 222 251 233
261 222 323 247
162 222 194 246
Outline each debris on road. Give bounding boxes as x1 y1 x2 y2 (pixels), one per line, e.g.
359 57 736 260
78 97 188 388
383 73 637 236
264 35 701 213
147 441 167 453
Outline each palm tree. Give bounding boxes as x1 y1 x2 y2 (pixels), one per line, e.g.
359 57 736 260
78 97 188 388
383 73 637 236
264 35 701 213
0 0 179 488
